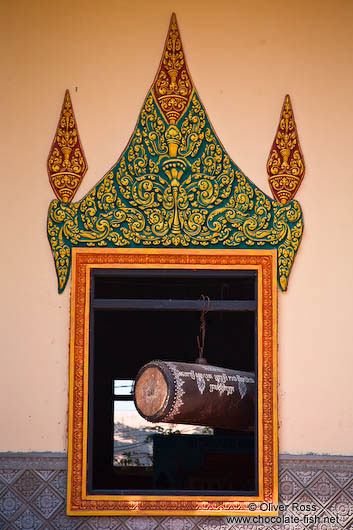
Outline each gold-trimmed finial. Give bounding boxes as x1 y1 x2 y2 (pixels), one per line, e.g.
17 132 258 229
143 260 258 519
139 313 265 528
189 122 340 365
152 13 194 124
267 95 305 205
47 90 88 203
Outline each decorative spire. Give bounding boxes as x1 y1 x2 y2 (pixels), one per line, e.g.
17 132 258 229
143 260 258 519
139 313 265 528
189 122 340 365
267 95 305 204
152 13 194 124
47 90 88 203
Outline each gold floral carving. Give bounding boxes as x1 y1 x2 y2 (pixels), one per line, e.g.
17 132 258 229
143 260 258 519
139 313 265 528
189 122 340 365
152 13 193 124
267 95 305 204
48 90 87 203
67 249 278 515
48 90 303 294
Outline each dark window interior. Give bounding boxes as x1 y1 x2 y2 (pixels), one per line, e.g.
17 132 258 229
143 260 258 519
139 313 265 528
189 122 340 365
88 269 258 496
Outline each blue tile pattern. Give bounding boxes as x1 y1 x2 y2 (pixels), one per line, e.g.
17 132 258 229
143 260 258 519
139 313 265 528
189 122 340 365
0 454 352 529
50 472 66 498
13 508 42 530
0 490 24 520
0 515 6 530
32 487 63 519
0 479 6 496
13 471 42 501
0 470 21 485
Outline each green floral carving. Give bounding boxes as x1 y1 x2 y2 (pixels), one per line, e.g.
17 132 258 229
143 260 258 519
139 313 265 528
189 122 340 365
47 91 303 293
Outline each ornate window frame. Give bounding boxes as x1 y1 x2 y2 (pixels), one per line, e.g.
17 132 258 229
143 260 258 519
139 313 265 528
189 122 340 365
67 247 278 516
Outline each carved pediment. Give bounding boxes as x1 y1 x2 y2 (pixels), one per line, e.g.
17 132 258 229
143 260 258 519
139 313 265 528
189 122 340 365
47 14 303 293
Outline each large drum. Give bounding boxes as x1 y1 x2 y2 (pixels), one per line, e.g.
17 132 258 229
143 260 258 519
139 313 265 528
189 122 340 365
134 360 255 432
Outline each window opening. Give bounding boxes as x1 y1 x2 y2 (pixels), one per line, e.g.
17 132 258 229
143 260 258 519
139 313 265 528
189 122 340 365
88 269 258 495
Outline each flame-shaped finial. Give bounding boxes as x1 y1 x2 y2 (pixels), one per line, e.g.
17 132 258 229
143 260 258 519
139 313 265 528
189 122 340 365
267 95 305 205
47 90 88 203
152 13 194 124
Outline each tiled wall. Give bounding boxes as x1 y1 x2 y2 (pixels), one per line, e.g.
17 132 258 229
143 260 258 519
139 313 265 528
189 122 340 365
0 454 352 529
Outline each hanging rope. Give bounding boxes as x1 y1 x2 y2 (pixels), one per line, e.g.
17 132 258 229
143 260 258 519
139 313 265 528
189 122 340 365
196 294 210 365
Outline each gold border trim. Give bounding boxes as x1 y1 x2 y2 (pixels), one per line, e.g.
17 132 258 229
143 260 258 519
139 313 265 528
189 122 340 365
67 248 278 516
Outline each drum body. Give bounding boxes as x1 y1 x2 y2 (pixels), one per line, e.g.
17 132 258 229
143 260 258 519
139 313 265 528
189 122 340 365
134 360 255 432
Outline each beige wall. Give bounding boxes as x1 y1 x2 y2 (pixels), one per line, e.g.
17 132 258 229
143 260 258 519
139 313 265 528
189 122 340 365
1 0 353 454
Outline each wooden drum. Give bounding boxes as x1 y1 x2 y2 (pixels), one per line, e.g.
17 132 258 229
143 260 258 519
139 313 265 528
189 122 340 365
134 360 255 432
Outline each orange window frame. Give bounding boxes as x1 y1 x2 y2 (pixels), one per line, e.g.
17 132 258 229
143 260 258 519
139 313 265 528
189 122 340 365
67 248 278 516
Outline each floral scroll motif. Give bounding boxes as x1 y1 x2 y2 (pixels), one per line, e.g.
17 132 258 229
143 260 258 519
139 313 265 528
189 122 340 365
47 15 303 294
267 94 305 205
47 90 303 293
47 90 87 203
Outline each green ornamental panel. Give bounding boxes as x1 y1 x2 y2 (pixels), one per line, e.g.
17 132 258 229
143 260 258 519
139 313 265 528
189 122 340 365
47 16 303 294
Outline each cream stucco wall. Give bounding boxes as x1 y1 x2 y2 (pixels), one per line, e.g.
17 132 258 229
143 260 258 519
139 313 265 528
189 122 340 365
1 0 353 454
